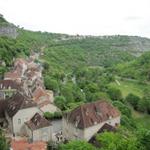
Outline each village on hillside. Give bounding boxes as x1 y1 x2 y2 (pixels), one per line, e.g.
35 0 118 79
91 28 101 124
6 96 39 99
0 51 121 150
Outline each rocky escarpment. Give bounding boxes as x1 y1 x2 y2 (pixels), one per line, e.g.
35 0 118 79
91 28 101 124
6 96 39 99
0 14 18 38
0 25 18 38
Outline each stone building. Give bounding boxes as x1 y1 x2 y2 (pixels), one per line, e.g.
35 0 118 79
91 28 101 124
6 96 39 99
25 113 52 142
0 80 21 99
5 92 41 136
62 100 120 141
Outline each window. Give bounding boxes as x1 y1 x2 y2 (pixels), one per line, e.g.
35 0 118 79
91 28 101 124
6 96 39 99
18 119 21 124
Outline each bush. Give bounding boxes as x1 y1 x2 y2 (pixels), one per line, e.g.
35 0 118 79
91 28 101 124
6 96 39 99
44 111 62 120
107 87 123 101
126 93 140 110
54 96 67 110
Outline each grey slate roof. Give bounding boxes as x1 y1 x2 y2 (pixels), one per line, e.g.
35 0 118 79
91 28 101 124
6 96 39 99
25 113 51 131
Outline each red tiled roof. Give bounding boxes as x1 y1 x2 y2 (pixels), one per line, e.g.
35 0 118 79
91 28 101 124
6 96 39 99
33 87 48 102
11 140 47 150
65 100 120 129
14 58 27 66
4 71 21 79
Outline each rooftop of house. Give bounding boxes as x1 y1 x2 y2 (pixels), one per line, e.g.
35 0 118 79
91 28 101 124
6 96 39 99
26 70 38 79
0 80 21 90
25 113 51 131
4 70 21 79
14 58 27 66
11 140 47 150
32 87 48 102
64 100 120 129
6 92 37 118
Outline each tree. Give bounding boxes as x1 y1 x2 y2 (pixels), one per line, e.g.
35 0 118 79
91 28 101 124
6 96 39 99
121 115 136 129
137 93 150 113
107 87 123 101
59 140 96 150
54 96 67 110
44 76 59 93
0 129 9 150
60 83 74 103
96 131 142 150
113 101 132 118
137 128 150 150
126 93 140 110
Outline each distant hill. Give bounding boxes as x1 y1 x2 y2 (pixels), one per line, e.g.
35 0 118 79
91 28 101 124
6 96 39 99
42 35 150 73
1 14 150 72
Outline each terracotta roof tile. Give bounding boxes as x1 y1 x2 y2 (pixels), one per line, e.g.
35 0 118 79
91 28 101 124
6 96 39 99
4 71 21 79
33 87 47 100
11 140 47 150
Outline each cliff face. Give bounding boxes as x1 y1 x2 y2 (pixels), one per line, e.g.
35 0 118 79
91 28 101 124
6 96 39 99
0 26 18 38
0 15 18 38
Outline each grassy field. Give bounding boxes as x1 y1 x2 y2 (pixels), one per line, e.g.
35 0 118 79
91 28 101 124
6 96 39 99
109 79 150 129
109 79 149 98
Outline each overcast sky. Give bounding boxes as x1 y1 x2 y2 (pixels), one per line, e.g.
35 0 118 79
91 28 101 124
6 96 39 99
1 0 150 37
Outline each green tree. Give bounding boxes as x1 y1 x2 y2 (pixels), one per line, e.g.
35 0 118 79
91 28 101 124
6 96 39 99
60 83 74 103
44 76 59 93
113 101 132 118
126 93 140 110
107 87 123 101
137 128 150 150
0 129 9 150
59 140 96 150
54 96 67 110
96 131 142 150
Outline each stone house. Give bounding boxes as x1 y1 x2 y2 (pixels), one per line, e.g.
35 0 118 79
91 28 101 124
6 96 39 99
14 58 28 77
5 92 41 136
0 80 21 99
32 87 58 113
25 113 52 142
32 87 53 104
62 100 120 141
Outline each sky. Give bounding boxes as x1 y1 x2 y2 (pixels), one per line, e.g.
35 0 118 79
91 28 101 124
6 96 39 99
1 0 150 38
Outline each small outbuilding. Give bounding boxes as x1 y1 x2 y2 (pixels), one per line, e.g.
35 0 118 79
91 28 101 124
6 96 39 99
25 113 52 142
